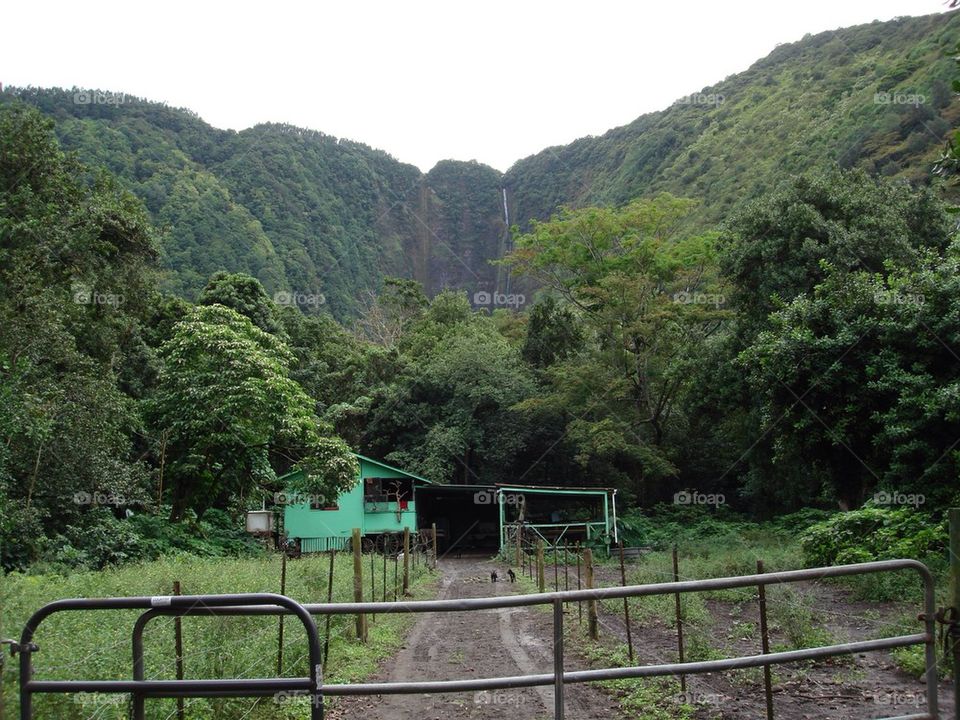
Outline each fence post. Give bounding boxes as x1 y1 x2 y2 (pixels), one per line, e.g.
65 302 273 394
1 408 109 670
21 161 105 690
515 525 522 570
173 580 185 720
370 549 376 623
324 548 335 663
403 527 411 595
949 508 960 719
394 553 399 601
553 598 565 720
352 528 367 642
277 553 287 675
672 546 686 693
432 523 438 569
576 543 582 624
553 544 559 592
757 560 774 720
383 547 388 602
618 540 634 662
537 539 545 593
584 548 598 640
564 546 569 592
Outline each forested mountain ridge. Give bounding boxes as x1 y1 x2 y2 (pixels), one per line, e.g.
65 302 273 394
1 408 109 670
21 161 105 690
4 11 959 316
505 12 960 226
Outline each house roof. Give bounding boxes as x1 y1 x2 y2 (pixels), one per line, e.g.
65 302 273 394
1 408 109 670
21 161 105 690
278 452 435 485
352 453 436 484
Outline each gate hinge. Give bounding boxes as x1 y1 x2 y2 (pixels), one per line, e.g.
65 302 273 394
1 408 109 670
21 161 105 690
0 639 38 656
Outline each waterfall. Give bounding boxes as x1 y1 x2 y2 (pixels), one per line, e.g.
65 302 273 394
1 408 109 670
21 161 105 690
500 188 512 295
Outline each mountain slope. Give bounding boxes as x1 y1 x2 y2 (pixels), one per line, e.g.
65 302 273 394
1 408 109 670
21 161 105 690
4 11 959 316
506 12 960 226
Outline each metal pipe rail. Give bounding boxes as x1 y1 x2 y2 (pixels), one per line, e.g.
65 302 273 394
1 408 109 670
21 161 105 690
19 559 938 720
17 593 324 720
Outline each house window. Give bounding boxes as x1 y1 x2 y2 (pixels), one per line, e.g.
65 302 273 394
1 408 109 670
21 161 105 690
363 477 412 506
310 499 339 511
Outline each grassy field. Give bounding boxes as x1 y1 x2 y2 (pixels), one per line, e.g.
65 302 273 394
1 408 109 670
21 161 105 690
0 551 436 720
510 516 948 720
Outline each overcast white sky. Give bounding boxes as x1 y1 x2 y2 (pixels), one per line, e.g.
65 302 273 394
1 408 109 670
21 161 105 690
1 0 951 171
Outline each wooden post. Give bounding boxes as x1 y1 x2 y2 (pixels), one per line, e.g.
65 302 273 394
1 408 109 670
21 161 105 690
618 540 634 662
403 526 411 594
672 546 686 693
536 539 545 593
277 553 287 674
173 581 185 720
949 508 960 718
757 560 774 720
515 524 522 570
584 548 598 640
553 544 559 592
576 543 582 624
432 522 438 569
324 549 335 663
352 528 367 642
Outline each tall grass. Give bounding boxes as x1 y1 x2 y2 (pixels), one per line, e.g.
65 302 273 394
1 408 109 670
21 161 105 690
0 552 435 719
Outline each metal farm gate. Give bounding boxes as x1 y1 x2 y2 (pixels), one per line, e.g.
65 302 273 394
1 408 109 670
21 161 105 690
11 559 941 720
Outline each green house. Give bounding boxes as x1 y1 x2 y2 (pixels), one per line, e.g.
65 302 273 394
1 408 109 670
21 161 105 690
280 453 434 552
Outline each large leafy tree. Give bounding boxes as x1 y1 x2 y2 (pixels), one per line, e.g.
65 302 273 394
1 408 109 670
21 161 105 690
741 242 960 509
502 194 727 501
149 304 356 519
365 291 535 484
0 105 157 567
720 168 952 332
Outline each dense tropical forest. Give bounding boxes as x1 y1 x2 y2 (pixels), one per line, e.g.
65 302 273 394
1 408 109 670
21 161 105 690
2 9 960 576
4 13 960 317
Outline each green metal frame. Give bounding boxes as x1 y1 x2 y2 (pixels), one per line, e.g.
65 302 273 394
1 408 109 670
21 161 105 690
495 485 615 553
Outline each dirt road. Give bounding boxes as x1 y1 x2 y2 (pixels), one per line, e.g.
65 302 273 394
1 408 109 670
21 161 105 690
329 556 616 720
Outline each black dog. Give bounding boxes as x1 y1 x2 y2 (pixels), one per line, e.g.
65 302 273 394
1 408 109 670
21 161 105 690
490 570 498 583
507 568 516 583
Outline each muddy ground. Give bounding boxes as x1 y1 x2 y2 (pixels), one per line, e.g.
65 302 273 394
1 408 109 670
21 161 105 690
329 556 953 719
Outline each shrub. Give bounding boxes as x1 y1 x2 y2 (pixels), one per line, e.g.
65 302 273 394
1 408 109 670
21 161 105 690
799 507 946 568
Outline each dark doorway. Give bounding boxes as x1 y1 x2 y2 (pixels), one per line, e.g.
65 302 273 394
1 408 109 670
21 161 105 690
415 485 499 555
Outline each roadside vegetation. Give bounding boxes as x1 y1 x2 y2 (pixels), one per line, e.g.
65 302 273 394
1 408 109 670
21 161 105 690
0 552 436 720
